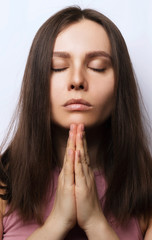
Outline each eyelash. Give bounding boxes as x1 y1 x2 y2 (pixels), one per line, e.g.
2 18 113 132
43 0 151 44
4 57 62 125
51 67 68 72
89 67 106 73
51 67 106 73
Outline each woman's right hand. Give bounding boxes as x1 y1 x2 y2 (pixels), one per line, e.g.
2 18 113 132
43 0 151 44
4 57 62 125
45 125 77 235
27 126 76 240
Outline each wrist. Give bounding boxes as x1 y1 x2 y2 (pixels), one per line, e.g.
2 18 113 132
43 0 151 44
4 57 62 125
84 216 119 240
26 217 69 240
44 214 71 240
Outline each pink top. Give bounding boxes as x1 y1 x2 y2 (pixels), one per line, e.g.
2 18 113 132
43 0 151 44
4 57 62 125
2 169 143 240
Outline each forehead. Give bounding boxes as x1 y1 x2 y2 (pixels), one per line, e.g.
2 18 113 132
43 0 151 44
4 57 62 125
53 19 111 55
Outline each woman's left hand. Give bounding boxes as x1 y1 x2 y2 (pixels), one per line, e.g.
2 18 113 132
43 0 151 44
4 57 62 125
72 124 106 232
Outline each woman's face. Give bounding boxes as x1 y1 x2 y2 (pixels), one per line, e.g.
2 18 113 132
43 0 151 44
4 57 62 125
50 19 115 129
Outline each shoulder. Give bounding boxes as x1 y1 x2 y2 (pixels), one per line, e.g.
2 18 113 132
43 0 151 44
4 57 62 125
0 185 7 239
139 217 152 239
144 218 152 239
0 183 7 215
0 199 4 237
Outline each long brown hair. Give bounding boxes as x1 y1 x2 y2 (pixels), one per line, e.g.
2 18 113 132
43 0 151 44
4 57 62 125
0 6 152 225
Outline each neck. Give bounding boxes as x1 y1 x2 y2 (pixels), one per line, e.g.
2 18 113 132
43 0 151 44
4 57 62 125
51 123 106 170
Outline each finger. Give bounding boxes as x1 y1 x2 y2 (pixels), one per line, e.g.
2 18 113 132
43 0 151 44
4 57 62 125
76 132 89 178
64 148 75 186
63 124 76 167
83 132 90 165
67 124 77 152
76 124 85 158
83 135 94 181
75 150 87 188
70 123 77 134
76 131 85 163
77 123 84 134
63 131 75 167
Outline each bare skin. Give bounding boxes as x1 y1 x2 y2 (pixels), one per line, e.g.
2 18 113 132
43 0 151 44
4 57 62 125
0 124 152 239
26 123 120 240
1 18 152 240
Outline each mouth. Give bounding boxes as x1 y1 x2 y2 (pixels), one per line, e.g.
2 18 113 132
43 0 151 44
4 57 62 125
63 98 92 111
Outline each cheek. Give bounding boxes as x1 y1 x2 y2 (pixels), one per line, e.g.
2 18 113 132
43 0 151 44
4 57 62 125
99 87 114 106
91 76 115 123
50 76 65 105
92 77 115 107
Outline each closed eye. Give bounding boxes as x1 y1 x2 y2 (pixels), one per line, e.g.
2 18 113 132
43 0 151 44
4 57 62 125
51 67 106 73
51 67 68 72
88 67 106 73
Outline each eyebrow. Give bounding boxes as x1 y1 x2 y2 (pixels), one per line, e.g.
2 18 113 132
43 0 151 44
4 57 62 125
52 51 112 60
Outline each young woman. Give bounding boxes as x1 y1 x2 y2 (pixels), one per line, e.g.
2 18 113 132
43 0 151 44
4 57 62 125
0 6 152 240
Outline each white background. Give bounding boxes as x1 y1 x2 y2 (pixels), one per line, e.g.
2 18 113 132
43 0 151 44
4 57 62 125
0 0 152 145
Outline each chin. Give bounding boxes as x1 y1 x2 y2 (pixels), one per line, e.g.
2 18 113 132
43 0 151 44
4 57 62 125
51 113 107 129
57 119 101 130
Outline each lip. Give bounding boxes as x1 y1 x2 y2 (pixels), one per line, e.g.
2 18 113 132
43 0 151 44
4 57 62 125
63 98 92 111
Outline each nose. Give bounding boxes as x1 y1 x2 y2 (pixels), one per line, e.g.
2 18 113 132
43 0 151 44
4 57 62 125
68 66 88 91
